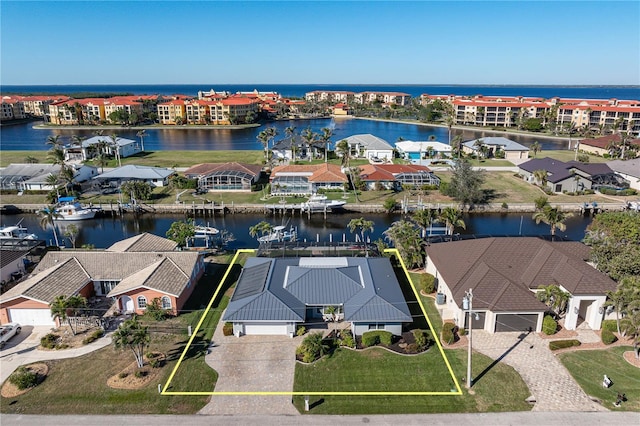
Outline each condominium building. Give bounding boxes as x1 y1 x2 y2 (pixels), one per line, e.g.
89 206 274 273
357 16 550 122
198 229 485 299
0 99 25 120
48 99 106 125
104 96 144 122
305 90 355 104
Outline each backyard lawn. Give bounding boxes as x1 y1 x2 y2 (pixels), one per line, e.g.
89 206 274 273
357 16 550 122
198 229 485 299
558 346 640 411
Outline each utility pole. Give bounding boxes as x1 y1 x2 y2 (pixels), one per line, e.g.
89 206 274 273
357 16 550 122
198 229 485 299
463 288 473 389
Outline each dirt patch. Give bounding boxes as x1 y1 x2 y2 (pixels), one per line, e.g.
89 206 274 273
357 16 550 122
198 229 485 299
39 325 104 350
1 363 49 398
107 352 166 390
623 351 640 368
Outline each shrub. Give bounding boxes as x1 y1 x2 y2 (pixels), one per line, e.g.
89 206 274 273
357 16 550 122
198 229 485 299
222 322 234 336
362 330 393 347
149 358 162 368
542 315 558 335
601 329 617 345
383 198 397 213
9 366 39 390
296 326 306 337
549 339 581 350
501 202 508 209
419 273 436 294
134 370 148 378
118 372 128 379
40 333 59 349
144 298 168 321
601 320 618 332
458 326 466 336
339 330 355 348
82 328 104 345
442 322 456 345
413 329 427 350
297 333 330 363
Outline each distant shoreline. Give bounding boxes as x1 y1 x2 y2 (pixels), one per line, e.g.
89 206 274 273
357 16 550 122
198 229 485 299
32 123 261 131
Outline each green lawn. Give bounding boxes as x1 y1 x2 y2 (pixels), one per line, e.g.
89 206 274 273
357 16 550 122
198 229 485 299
0 255 243 414
558 346 640 411
533 150 609 163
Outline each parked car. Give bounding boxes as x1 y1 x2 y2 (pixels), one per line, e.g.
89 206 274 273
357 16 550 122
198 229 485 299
0 322 22 348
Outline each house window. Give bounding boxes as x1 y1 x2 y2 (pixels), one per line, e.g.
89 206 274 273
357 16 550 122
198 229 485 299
137 296 147 309
368 323 385 330
161 296 172 310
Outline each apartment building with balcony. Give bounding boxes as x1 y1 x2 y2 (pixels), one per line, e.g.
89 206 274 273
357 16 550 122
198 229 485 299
48 99 106 125
305 90 355 104
104 96 145 122
157 100 187 125
0 99 25 121
353 91 411 106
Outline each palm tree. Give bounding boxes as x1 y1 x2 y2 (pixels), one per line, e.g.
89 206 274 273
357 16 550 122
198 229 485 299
284 126 297 161
536 284 571 317
347 218 374 256
109 134 122 167
532 206 573 236
50 295 87 335
46 135 62 148
249 221 273 240
136 129 147 152
533 169 548 187
530 141 541 158
301 127 316 162
47 146 66 166
452 135 463 159
620 300 640 359
473 139 485 158
45 173 61 200
412 208 437 238
39 205 62 246
112 317 150 368
320 127 333 163
256 130 270 163
95 152 108 174
438 207 466 236
534 196 550 211
335 139 350 169
59 165 76 196
383 220 424 269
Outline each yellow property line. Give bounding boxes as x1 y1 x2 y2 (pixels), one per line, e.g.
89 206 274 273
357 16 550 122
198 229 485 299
162 248 463 396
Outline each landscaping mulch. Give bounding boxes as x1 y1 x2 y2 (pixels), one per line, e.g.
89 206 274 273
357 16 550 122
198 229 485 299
353 330 431 355
106 352 166 390
1 363 49 398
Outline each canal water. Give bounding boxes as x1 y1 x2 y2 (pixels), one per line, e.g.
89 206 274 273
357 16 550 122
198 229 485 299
0 211 593 250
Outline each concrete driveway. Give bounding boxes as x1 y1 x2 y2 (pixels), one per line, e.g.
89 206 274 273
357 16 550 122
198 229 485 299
199 318 301 415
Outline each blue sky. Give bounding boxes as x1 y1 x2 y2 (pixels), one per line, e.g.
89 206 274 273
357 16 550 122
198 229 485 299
1 1 639 85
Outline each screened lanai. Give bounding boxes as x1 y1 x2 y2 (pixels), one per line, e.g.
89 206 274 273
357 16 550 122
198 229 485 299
199 170 256 191
395 171 441 188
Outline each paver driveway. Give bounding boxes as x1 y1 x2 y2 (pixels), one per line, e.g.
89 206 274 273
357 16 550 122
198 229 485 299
199 319 301 415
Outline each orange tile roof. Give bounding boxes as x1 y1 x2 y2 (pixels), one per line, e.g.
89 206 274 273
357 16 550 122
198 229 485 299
220 98 256 106
271 163 347 182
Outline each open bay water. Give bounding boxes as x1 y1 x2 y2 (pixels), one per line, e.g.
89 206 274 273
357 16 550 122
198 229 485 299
2 84 638 152
0 211 593 249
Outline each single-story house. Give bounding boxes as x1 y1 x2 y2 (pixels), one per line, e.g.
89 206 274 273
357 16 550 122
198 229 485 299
184 162 262 191
395 140 452 164
223 256 413 337
341 134 394 162
607 158 640 191
269 163 348 195
0 233 203 326
64 135 143 162
0 250 29 285
271 135 323 161
0 163 97 191
425 237 618 333
93 164 175 187
359 164 440 190
577 134 640 157
462 137 530 164
518 157 625 193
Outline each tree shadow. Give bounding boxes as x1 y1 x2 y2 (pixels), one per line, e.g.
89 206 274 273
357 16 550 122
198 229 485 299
472 331 530 387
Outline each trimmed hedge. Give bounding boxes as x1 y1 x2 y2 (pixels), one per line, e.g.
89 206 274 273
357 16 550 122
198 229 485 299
601 329 618 345
542 315 558 335
442 322 457 345
82 328 104 345
549 339 581 351
419 274 436 294
362 330 393 347
601 320 618 332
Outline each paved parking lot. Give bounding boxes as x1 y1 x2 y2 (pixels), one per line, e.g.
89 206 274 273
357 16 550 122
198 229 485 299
198 318 301 415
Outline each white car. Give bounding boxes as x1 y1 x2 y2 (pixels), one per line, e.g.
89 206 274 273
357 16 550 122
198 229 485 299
0 322 22 348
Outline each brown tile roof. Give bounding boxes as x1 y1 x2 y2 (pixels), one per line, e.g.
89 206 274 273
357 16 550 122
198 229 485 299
0 259 90 304
106 233 177 252
426 237 617 312
579 134 640 149
271 163 347 183
107 257 190 297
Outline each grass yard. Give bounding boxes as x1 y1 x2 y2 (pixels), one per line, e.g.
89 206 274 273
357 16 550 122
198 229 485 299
0 151 50 166
558 346 640 411
537 150 609 163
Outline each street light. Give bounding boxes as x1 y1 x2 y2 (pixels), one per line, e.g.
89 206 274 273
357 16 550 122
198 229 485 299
462 288 473 389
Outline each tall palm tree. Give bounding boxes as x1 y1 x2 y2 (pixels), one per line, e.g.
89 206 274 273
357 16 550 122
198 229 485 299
348 218 374 256
438 207 466 236
532 205 573 236
256 130 269 162
39 205 62 246
473 139 485 158
45 173 61 200
383 220 424 269
46 134 63 149
50 295 87 335
452 135 463 159
59 165 75 196
109 134 122 167
320 127 333 163
530 140 541 158
412 208 437 238
335 139 350 168
533 169 548 187
249 221 273 240
47 146 66 166
301 127 316 162
136 129 147 152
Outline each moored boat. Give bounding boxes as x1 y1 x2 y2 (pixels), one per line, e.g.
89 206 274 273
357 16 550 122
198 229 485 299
53 197 101 221
257 225 297 243
0 225 38 240
301 194 346 212
194 225 220 236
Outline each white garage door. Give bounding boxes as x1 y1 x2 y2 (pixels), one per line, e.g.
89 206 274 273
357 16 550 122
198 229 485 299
8 308 55 326
243 323 289 335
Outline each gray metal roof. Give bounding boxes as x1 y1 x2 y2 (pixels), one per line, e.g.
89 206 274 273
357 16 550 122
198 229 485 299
223 257 411 323
94 165 174 181
344 134 393 151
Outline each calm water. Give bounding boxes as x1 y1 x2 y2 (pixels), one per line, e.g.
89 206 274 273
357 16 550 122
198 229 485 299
2 84 638 152
0 212 593 249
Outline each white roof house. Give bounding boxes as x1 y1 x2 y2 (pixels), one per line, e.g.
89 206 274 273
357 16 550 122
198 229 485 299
395 140 452 165
462 137 529 165
93 165 175 187
64 135 143 162
342 134 394 162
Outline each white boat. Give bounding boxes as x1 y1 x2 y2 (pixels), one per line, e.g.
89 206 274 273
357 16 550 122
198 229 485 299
194 225 219 236
0 225 38 240
53 197 100 221
258 225 297 243
301 194 347 212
